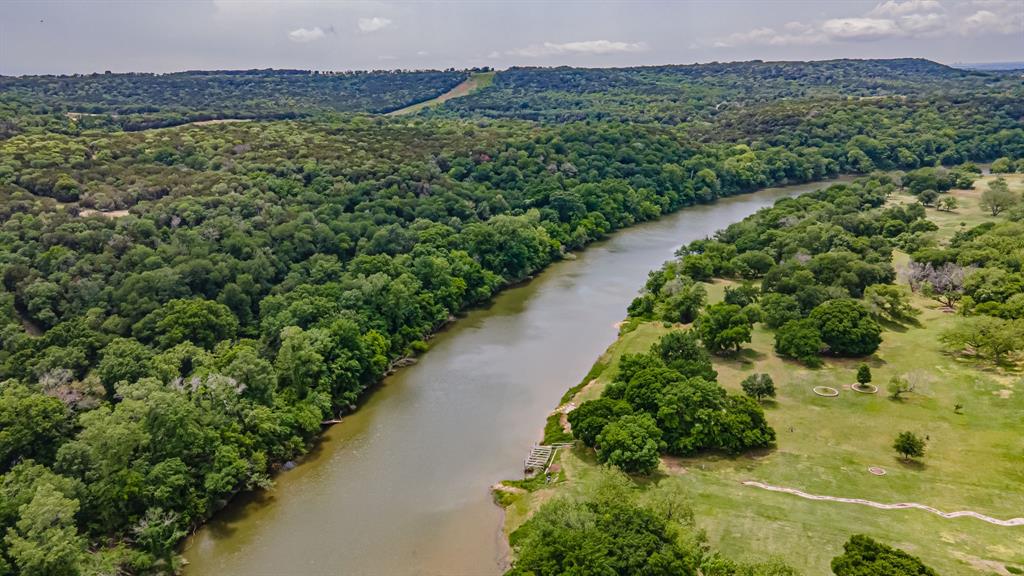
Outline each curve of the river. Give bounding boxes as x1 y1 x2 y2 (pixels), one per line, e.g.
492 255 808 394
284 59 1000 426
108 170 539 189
182 179 846 576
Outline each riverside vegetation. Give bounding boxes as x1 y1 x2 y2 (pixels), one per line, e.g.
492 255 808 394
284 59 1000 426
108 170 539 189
0 59 1023 574
499 173 1024 575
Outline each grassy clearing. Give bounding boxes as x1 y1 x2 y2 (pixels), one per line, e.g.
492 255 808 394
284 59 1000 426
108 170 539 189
499 178 1024 575
387 71 495 116
894 173 1024 243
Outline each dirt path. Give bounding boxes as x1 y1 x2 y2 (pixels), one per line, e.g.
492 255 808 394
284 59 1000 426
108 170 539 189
387 71 495 116
743 481 1024 526
79 208 130 218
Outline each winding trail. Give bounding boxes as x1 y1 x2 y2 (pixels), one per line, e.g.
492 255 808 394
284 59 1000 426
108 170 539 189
743 481 1024 526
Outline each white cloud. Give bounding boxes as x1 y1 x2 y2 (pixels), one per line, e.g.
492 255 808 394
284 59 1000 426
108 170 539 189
714 26 825 47
358 17 392 33
507 40 648 58
964 8 999 26
708 0 1020 49
784 21 815 33
288 27 326 43
870 0 944 17
899 12 949 34
821 17 904 40
961 8 1022 34
416 50 429 56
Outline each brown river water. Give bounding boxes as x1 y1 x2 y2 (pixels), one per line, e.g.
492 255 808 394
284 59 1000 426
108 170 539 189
182 179 847 576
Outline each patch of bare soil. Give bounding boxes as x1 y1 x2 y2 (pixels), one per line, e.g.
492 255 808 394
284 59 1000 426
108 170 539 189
491 483 526 495
661 456 688 474
79 209 130 218
190 118 252 126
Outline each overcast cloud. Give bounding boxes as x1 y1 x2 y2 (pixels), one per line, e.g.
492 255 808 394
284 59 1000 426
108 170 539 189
0 0 1020 75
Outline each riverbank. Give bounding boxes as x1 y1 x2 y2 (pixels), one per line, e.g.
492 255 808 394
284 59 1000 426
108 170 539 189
181 179 837 575
496 175 1024 575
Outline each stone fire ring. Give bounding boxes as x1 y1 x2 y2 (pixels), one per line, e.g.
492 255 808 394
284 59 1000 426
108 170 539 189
868 466 887 476
812 386 839 397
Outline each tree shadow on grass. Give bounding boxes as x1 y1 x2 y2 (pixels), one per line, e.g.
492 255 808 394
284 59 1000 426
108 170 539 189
879 315 925 334
877 317 914 333
948 351 1023 375
894 457 927 472
716 347 768 368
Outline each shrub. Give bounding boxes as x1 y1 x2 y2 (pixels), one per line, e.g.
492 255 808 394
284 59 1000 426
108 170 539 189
740 373 776 401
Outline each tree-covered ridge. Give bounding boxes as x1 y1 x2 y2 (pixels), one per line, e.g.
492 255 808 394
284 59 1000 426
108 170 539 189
0 68 472 134
0 117 856 379
6 85 1022 213
440 58 1013 124
699 94 1024 162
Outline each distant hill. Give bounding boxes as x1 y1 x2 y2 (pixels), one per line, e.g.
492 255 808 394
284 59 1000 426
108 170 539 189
0 69 472 131
0 59 1014 134
438 58 1000 123
954 61 1024 71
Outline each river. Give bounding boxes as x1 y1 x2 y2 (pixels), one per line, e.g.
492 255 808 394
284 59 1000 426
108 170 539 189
182 179 845 576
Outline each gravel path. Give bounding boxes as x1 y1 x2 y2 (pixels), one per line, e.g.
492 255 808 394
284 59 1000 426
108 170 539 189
743 481 1024 526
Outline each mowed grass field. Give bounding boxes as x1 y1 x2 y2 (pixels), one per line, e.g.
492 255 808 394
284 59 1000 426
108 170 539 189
501 174 1024 575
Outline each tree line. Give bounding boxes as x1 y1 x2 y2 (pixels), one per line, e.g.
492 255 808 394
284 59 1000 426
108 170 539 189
0 69 471 135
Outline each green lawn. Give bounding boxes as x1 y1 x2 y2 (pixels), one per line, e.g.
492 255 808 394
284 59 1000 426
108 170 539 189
499 177 1024 575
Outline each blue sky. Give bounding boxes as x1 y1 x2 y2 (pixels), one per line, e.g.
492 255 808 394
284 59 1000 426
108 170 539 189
1 0 1021 75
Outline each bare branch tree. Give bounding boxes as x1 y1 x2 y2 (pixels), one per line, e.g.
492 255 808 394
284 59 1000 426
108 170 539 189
906 261 972 308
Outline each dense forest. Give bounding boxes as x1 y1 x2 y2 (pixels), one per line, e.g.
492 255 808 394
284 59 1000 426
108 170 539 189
0 58 1022 574
0 69 474 133
439 58 1017 124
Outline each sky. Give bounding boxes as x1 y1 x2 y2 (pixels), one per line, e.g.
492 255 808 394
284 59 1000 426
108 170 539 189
1 0 1021 75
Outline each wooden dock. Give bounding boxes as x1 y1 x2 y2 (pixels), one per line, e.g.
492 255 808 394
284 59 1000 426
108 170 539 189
522 443 574 475
524 445 553 474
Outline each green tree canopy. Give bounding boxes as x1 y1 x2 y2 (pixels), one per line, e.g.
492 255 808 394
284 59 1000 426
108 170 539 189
567 398 633 447
695 303 755 355
831 534 938 576
893 431 926 461
3 483 87 576
595 413 663 475
810 299 882 357
774 319 823 366
741 373 776 401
